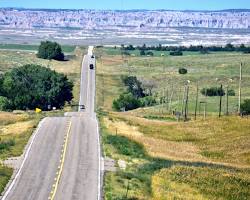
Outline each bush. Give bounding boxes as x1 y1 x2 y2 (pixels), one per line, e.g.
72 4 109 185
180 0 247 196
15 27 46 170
146 51 154 56
105 135 145 158
170 51 183 56
112 93 141 111
178 68 188 74
0 139 15 151
201 87 225 96
140 96 157 107
37 41 64 61
241 99 250 115
140 50 146 56
0 96 11 111
228 89 236 96
0 64 73 110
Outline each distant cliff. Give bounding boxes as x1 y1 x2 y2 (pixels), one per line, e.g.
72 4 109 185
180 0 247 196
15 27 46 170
0 8 249 29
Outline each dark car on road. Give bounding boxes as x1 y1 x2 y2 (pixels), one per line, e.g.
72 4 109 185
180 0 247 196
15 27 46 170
80 105 85 110
89 64 94 70
91 55 95 58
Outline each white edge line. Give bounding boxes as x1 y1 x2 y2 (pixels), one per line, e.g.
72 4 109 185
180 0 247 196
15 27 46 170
96 117 101 200
90 45 101 200
1 118 46 200
79 55 86 112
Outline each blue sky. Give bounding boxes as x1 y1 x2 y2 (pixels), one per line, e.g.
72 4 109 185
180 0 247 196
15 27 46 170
0 0 249 10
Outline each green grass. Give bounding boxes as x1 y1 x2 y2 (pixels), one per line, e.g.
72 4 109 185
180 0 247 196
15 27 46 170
95 47 250 115
0 44 76 53
0 165 13 194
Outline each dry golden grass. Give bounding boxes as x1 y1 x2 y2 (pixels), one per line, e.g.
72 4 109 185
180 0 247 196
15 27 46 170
104 112 250 167
104 117 206 163
152 166 250 200
152 171 207 200
0 120 35 135
0 112 29 125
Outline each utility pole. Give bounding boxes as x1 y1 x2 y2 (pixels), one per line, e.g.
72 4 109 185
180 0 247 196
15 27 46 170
168 84 174 112
181 85 186 116
204 88 207 120
219 84 223 118
226 85 229 115
238 62 242 115
184 84 189 121
194 83 199 120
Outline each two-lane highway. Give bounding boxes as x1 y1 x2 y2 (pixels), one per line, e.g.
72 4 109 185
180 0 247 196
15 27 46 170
55 46 100 200
2 46 101 200
2 117 71 200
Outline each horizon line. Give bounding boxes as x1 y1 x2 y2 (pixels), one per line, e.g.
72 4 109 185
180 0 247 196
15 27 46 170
1 7 250 12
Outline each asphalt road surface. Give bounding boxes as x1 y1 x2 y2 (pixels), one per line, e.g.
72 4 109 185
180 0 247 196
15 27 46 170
2 46 101 200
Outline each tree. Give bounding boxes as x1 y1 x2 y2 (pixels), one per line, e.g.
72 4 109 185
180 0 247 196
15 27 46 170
0 64 73 110
142 79 156 96
37 41 64 61
122 76 145 98
241 99 250 115
112 93 141 111
225 43 234 51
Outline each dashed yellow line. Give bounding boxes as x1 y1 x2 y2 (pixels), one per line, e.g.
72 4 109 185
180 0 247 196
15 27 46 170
48 120 72 200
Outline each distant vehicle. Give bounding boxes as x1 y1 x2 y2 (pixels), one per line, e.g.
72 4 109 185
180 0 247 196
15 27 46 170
91 55 95 58
80 105 85 110
89 64 94 70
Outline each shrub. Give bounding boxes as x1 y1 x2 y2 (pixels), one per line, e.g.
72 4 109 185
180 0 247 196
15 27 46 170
178 68 188 74
37 41 64 61
170 51 183 56
228 89 236 96
0 96 11 111
201 87 225 96
241 99 250 115
140 50 146 56
140 96 157 107
146 51 154 56
0 139 15 151
113 93 141 111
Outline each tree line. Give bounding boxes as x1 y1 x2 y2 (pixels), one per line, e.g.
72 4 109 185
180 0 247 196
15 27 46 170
121 43 250 53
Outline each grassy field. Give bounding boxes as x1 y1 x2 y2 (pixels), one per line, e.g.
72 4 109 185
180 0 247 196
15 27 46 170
0 44 85 194
95 47 250 115
95 47 250 200
0 43 76 53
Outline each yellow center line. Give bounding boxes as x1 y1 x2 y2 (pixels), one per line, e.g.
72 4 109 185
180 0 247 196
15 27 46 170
48 120 72 200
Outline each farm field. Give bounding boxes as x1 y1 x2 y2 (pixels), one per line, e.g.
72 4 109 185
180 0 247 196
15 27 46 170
95 47 250 199
0 45 85 193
